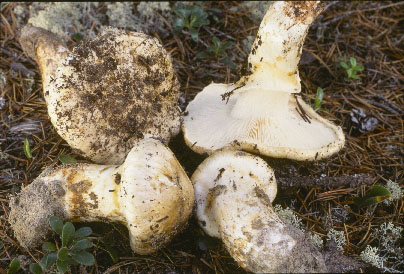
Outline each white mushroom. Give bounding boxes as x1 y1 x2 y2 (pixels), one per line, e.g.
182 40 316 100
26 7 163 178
183 1 345 161
192 149 326 273
8 138 194 254
19 26 181 164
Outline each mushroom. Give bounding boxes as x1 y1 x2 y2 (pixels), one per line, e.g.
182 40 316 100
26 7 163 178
192 149 326 273
8 138 194 254
19 26 181 164
183 1 345 161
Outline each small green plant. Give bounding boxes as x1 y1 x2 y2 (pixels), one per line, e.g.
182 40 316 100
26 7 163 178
353 185 391 208
29 216 95 274
24 138 32 159
58 154 77 164
195 37 234 68
172 5 209 41
313 87 324 111
339 57 364 80
8 258 21 274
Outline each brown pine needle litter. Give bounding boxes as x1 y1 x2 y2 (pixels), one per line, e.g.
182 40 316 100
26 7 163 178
0 1 403 273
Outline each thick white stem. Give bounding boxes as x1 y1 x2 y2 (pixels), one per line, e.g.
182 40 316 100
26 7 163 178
234 1 324 94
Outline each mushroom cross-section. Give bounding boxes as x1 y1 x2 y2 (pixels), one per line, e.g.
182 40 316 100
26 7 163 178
19 26 181 164
183 1 345 161
192 149 326 273
8 138 194 254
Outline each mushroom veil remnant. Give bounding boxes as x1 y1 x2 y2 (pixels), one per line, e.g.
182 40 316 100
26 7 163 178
183 1 345 161
192 149 326 273
19 26 181 164
8 138 194 254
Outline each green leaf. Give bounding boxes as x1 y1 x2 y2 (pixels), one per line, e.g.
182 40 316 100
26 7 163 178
315 87 324 110
354 185 392 208
42 242 57 252
356 65 364 71
49 216 63 235
29 263 43 274
189 28 199 42
71 251 95 266
56 260 68 274
222 41 234 49
57 247 69 261
62 222 75 247
195 52 209 60
74 227 92 238
0 240 4 249
58 154 77 164
173 17 185 32
350 57 357 66
339 61 349 69
172 6 191 19
40 252 57 269
212 37 220 49
8 258 20 274
72 239 92 251
24 138 32 159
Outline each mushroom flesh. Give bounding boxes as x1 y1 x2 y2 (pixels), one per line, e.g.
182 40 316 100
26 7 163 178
19 26 181 164
8 138 194 254
183 1 345 161
192 149 326 273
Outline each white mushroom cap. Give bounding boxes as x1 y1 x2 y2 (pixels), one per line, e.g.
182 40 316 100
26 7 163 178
183 1 345 161
9 138 194 254
192 149 326 273
19 26 181 164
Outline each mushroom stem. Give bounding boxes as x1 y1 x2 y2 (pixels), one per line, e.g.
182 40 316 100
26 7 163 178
182 1 344 161
9 138 194 254
236 1 325 94
19 26 69 89
192 150 326 273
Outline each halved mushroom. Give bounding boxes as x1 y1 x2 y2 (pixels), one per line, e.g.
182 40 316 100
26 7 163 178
9 138 194 254
183 1 345 161
19 26 181 164
192 149 326 272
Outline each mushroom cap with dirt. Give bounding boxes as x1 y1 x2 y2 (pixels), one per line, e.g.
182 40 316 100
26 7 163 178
8 138 194 254
182 1 345 161
19 26 181 165
192 149 326 273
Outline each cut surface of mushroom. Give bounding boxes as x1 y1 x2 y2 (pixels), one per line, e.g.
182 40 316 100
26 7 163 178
192 149 326 273
8 138 194 254
183 1 345 161
19 26 181 164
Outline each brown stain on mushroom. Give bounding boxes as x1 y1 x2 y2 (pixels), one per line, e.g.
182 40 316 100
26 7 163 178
68 179 98 218
205 185 227 213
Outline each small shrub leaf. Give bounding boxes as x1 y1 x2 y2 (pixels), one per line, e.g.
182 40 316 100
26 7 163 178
62 222 75 247
8 258 20 274
49 216 63 235
42 242 56 252
40 252 57 269
24 138 32 159
315 87 324 110
71 251 95 266
56 260 68 274
58 154 77 164
57 247 69 261
72 239 92 251
354 185 392 208
29 263 43 274
74 227 92 238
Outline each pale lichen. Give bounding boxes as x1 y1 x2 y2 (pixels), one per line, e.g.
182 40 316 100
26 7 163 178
326 229 346 251
383 179 403 205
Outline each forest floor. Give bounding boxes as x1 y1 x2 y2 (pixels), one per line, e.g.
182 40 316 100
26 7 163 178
0 1 403 273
